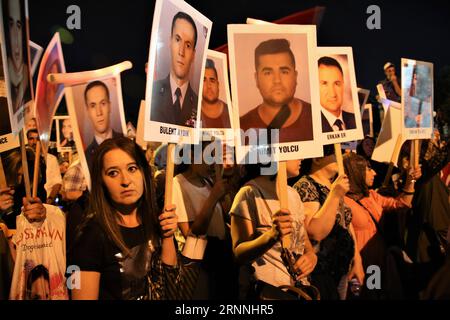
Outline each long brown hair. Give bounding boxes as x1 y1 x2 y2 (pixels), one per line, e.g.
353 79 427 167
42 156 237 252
343 153 370 201
89 137 160 257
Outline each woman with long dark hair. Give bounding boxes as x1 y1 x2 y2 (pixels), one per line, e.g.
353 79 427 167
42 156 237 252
343 152 421 298
293 146 364 300
69 137 178 300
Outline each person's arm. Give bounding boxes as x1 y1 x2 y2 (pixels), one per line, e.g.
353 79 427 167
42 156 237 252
47 184 62 204
231 209 292 265
180 180 229 237
159 205 178 266
347 223 365 284
71 271 100 300
398 165 422 205
303 175 350 241
294 233 317 279
0 223 15 261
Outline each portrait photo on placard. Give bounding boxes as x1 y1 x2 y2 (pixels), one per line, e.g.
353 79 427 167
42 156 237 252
0 37 19 152
228 24 323 162
200 50 234 142
145 0 212 144
71 77 125 171
316 48 363 144
0 0 32 129
55 116 75 152
402 58 433 137
34 33 65 154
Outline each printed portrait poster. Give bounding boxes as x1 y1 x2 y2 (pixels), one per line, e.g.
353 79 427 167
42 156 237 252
0 0 33 133
10 207 68 300
316 47 363 145
372 100 405 166
34 33 66 155
55 115 75 152
0 38 20 152
48 62 130 189
200 50 234 143
228 24 323 163
29 40 43 77
144 0 212 145
401 58 434 140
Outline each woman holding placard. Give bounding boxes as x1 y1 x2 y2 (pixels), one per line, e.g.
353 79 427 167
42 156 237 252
343 152 421 298
230 160 318 300
293 146 363 300
69 137 179 300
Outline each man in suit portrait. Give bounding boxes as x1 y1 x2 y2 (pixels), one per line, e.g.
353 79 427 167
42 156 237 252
84 80 122 170
318 56 356 133
150 11 198 127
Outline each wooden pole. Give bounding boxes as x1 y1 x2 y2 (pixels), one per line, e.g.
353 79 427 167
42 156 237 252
414 139 420 168
334 143 344 176
19 129 31 198
32 142 41 198
163 143 175 211
0 155 7 189
276 161 291 249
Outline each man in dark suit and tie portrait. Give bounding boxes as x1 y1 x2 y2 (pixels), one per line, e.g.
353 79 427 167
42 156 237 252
84 80 122 170
318 56 356 133
150 11 198 127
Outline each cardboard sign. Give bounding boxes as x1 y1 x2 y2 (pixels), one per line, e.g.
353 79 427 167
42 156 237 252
34 33 66 156
401 58 434 140
228 24 323 163
144 0 212 145
200 50 234 144
48 62 130 189
372 101 405 166
316 47 364 145
0 0 33 133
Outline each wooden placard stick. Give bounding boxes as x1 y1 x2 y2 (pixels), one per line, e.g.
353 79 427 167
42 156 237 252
32 141 42 198
276 161 291 249
19 129 31 198
163 143 175 211
334 143 344 176
0 155 7 189
414 139 420 168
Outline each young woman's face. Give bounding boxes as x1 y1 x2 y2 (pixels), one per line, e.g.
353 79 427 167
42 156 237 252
102 148 144 206
365 165 377 187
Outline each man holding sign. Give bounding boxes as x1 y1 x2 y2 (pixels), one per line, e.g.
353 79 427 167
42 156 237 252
239 39 313 144
150 11 198 127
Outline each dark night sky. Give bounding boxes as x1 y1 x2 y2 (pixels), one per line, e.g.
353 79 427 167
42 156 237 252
27 0 450 126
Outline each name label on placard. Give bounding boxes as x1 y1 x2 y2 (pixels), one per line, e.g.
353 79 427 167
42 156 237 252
160 126 189 137
408 128 427 135
327 132 347 140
